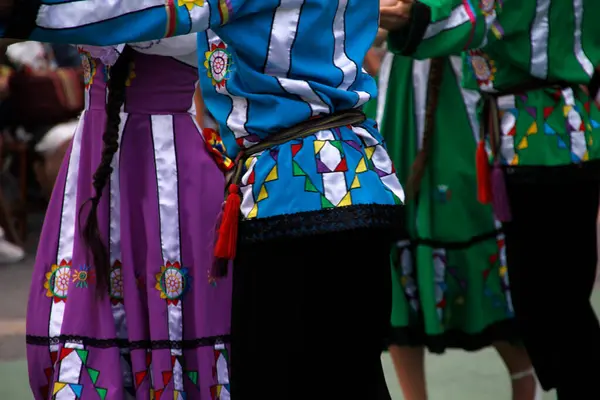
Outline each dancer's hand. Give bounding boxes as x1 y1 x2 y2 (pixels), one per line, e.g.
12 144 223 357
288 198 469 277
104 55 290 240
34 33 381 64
380 0 413 31
374 28 388 47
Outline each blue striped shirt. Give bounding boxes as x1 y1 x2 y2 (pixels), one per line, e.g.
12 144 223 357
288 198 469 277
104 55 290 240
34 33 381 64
4 0 405 222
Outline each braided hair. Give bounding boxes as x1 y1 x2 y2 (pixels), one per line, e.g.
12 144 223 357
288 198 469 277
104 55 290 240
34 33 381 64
406 57 444 199
80 46 134 294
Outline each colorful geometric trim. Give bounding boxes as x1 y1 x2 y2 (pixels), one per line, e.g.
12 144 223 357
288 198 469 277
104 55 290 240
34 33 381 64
165 0 178 37
203 128 234 172
218 0 234 25
210 342 231 399
178 0 205 10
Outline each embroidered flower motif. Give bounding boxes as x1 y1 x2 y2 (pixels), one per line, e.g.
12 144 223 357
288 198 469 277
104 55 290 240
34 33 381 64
204 42 233 89
44 260 72 303
178 0 204 10
155 261 192 305
79 50 97 89
468 50 497 87
109 260 124 304
72 265 96 288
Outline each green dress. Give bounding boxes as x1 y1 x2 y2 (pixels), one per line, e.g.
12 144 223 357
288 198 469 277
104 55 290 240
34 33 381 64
388 0 600 172
379 53 517 352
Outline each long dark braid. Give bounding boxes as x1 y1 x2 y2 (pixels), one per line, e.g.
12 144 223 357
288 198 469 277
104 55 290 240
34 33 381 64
406 57 445 199
80 46 134 294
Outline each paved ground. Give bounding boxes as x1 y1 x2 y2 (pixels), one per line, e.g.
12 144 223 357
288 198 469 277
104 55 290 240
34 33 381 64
4 217 598 398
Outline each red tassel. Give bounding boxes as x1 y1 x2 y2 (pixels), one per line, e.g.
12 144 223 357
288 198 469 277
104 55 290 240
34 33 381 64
214 184 241 260
476 140 492 204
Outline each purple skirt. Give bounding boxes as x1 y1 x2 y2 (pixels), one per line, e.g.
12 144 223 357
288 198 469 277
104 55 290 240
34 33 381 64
26 51 231 400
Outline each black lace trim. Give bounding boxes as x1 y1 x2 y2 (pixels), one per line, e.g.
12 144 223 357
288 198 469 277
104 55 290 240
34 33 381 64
26 334 230 350
239 203 404 244
398 228 503 251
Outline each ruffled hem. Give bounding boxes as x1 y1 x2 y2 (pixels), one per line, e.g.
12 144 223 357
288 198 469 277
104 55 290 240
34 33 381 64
384 319 520 354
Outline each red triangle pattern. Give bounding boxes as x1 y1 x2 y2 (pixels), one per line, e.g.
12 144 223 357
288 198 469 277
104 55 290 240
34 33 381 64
50 351 58 365
291 143 303 157
59 348 74 361
44 367 53 381
162 371 173 386
334 158 347 172
135 371 147 388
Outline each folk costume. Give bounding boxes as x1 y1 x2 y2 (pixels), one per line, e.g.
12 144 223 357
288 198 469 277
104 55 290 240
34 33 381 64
5 1 405 398
25 36 233 400
387 0 600 395
377 53 518 353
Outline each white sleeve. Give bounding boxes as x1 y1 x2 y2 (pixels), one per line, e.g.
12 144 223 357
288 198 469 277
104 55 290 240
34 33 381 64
129 34 198 57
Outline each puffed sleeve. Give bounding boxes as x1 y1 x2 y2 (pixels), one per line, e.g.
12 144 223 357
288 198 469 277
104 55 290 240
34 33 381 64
2 0 245 45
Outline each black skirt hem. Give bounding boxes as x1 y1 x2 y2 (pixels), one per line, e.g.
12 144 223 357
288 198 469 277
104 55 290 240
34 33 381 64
239 203 405 244
384 319 521 354
504 159 600 184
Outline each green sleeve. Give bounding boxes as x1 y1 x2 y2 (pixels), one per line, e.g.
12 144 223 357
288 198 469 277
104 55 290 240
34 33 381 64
387 0 503 59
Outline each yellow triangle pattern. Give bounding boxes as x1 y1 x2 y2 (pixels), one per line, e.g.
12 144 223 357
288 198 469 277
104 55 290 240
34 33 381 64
584 151 590 161
563 105 572 117
355 158 367 173
526 122 537 135
265 166 278 182
510 154 519 166
337 192 352 207
313 140 326 154
257 185 268 201
365 147 375 159
53 383 67 395
351 175 361 189
517 137 528 150
248 204 258 219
